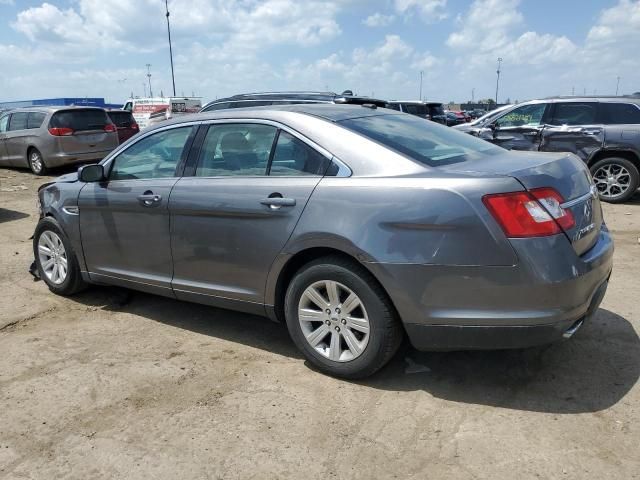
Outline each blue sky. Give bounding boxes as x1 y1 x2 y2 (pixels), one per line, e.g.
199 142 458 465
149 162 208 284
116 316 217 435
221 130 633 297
0 0 638 104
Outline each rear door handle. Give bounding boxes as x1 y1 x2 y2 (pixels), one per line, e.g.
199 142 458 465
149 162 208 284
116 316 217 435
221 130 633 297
137 192 162 207
260 197 296 209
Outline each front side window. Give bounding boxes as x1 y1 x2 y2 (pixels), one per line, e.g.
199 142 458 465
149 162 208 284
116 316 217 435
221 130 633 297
550 102 598 125
0 115 9 133
109 126 194 180
339 114 502 167
27 112 46 129
196 123 277 177
600 102 640 124
495 103 547 128
269 131 330 176
8 112 28 131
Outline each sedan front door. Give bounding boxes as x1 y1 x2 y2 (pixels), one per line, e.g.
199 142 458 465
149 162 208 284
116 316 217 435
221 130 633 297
170 122 334 313
491 102 550 151
78 125 196 295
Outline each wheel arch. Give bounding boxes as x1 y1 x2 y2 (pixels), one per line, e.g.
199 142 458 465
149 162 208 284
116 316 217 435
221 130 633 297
588 149 640 169
268 246 401 326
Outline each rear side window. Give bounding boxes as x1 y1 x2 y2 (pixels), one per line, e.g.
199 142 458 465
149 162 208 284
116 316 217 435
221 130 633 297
600 103 640 124
386 103 401 111
8 112 28 131
27 112 46 129
195 123 277 177
339 114 502 167
269 131 330 176
550 102 598 125
401 104 428 116
108 111 134 127
50 109 109 132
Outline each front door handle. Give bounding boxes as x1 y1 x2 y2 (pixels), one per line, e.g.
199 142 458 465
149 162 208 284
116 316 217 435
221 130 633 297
137 191 162 207
522 131 540 137
260 197 296 209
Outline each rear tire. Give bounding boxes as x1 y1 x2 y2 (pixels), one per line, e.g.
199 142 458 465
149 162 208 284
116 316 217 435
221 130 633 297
590 157 639 203
28 148 48 176
284 256 403 379
33 217 87 295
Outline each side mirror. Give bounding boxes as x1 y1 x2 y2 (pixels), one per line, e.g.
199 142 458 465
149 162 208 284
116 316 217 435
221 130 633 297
78 164 104 183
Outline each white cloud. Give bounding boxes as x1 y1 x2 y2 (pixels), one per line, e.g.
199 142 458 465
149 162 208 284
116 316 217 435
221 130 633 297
395 0 448 22
363 12 395 27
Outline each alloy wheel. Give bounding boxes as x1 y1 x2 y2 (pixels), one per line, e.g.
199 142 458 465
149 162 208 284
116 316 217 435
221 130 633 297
593 163 631 200
37 230 68 285
30 151 43 174
298 280 370 362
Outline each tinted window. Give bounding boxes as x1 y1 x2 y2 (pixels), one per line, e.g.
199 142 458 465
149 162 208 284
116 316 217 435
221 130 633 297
201 102 232 112
402 104 428 116
550 102 598 125
386 103 401 111
50 109 109 131
230 101 272 108
269 131 330 176
110 126 193 180
196 123 277 177
496 103 547 127
428 105 445 116
0 115 8 133
339 114 502 167
8 112 28 131
600 103 640 124
107 111 135 127
27 112 46 129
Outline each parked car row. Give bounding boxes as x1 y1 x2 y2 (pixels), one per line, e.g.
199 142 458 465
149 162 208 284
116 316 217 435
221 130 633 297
0 106 137 175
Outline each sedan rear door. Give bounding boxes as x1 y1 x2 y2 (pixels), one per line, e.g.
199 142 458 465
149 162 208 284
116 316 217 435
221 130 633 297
169 121 334 313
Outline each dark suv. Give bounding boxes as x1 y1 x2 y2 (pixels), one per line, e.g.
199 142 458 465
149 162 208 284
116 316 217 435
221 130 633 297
386 101 447 124
455 96 640 202
201 91 388 112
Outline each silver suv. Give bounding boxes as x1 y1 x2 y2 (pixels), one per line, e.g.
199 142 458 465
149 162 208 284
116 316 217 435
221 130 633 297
0 106 119 175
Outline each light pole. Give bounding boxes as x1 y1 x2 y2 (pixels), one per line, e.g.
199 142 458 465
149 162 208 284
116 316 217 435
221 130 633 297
419 71 424 101
616 76 621 96
143 82 147 97
495 57 502 104
472 87 475 103
146 64 153 98
165 0 176 97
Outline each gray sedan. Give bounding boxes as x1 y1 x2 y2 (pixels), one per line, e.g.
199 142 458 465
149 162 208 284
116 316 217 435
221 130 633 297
32 104 613 378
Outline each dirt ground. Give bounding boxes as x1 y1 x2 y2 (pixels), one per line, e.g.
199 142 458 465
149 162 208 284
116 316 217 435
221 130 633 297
1 167 639 480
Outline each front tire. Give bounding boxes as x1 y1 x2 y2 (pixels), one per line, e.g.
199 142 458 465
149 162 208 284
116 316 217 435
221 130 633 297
590 157 639 203
28 148 48 176
33 217 86 295
284 256 403 379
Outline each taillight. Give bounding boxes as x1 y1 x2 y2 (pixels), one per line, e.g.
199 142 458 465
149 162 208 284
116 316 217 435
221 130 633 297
483 188 575 238
48 127 74 136
104 123 117 133
131 122 139 131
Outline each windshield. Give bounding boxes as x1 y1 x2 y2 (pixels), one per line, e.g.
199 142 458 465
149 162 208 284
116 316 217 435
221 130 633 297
339 113 503 167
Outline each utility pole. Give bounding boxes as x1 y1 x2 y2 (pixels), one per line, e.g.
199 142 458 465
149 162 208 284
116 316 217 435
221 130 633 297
165 0 176 96
472 87 475 102
616 76 621 96
495 57 502 104
146 64 153 98
419 71 424 101
143 82 147 98
571 86 575 96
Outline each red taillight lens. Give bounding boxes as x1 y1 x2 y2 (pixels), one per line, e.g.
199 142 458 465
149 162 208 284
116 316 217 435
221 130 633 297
104 123 117 133
131 122 139 131
483 188 574 238
48 127 74 136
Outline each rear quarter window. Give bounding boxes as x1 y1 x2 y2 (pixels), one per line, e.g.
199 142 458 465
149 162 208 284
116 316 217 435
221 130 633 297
108 111 134 127
600 103 640 124
50 109 109 131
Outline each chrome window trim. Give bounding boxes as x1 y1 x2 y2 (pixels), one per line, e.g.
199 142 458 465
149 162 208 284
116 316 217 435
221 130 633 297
199 118 352 177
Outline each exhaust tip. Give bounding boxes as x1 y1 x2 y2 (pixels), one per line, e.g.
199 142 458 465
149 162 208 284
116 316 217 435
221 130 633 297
563 319 584 339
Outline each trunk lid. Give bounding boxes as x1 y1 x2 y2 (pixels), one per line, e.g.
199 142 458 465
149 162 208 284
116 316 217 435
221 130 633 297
442 150 602 255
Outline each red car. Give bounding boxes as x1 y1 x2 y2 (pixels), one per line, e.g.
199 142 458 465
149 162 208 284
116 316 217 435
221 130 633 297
106 110 139 144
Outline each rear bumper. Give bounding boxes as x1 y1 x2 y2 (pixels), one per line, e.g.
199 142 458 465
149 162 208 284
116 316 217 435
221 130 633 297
366 226 614 351
404 279 608 350
46 150 113 168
